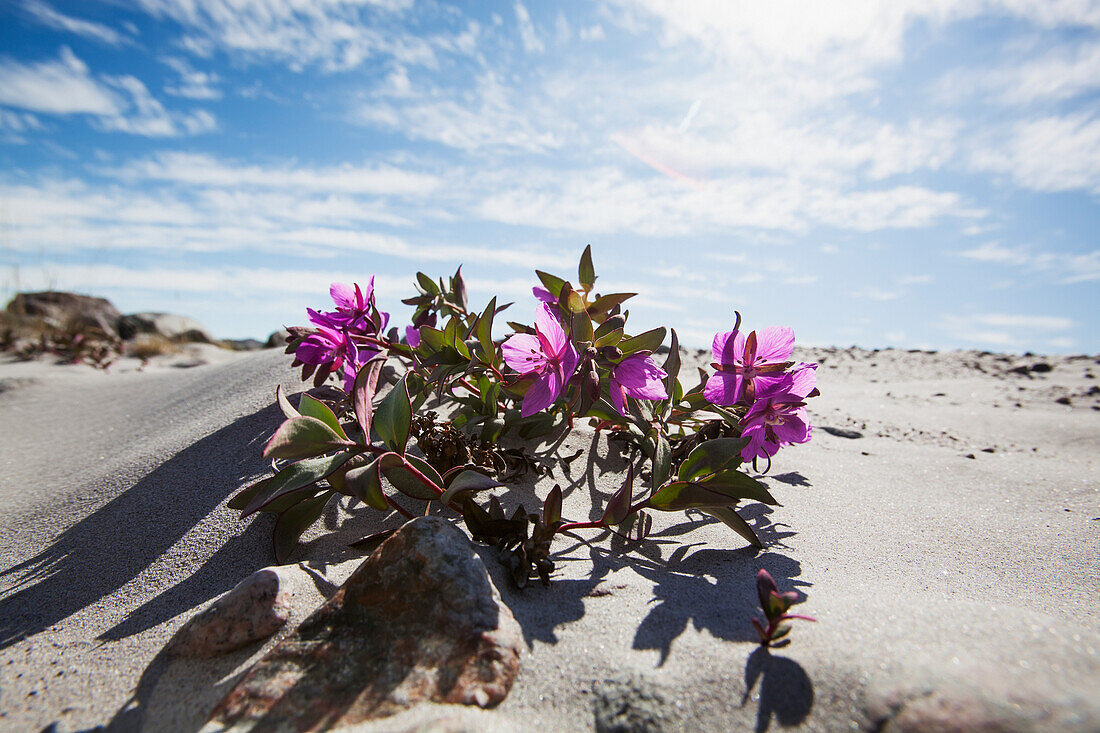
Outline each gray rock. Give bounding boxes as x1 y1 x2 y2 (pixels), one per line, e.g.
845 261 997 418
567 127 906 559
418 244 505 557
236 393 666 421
593 673 675 733
204 517 523 731
6 291 122 338
118 312 213 343
265 329 290 348
166 565 319 657
864 671 1100 733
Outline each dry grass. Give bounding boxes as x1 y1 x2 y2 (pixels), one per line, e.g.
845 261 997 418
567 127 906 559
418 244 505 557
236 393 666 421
126 334 182 362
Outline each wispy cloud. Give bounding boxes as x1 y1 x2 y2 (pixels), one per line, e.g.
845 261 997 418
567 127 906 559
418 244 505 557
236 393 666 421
135 0 434 72
970 113 1100 194
959 242 1100 283
942 312 1076 349
0 46 121 115
23 0 129 47
0 47 215 136
514 2 544 54
107 152 441 196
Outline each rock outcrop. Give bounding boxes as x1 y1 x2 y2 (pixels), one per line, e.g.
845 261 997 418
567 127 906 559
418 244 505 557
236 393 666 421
204 517 522 731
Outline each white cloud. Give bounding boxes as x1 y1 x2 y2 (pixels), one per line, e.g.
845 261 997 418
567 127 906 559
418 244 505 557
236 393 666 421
971 114 1100 194
162 57 221 100
356 72 562 152
0 47 216 136
23 0 128 46
853 287 900 301
108 152 442 196
473 166 974 236
134 0 439 72
959 241 1032 265
959 241 1100 283
942 311 1076 349
514 2 544 53
579 24 605 41
0 46 122 115
898 274 933 285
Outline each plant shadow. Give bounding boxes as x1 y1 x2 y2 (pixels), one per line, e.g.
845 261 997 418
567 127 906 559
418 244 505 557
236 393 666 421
0 403 282 650
742 646 814 732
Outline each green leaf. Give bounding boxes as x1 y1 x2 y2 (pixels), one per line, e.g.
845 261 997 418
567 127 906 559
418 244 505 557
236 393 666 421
379 453 440 500
297 393 348 441
646 481 737 511
543 484 563 525
256 486 324 515
699 506 762 548
578 244 596 291
344 458 389 510
536 270 567 299
239 452 353 517
698 469 778 505
374 376 412 453
263 416 348 460
663 328 681 391
416 271 439 295
571 310 594 343
349 527 399 553
276 385 300 419
588 292 636 318
419 326 445 351
677 437 749 481
273 490 333 563
601 466 634 525
620 327 666 356
353 357 385 441
440 469 501 505
476 297 497 362
403 454 445 492
649 432 671 491
451 266 468 310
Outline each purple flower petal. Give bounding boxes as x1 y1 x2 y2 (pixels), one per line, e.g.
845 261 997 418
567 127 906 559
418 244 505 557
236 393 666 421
615 354 668 400
755 326 795 362
787 362 818 398
405 325 421 348
533 286 556 305
712 329 742 365
502 333 546 374
772 415 810 445
522 369 561 417
610 381 627 416
535 303 568 356
330 282 357 310
704 371 742 406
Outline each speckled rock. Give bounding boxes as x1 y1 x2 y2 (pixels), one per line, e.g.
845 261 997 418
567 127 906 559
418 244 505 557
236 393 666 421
593 673 676 733
203 517 522 731
166 565 314 657
864 669 1100 733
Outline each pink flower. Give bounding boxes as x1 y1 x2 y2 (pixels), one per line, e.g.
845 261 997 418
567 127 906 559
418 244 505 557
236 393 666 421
740 363 817 463
609 353 668 415
704 326 795 406
296 280 389 392
502 304 580 417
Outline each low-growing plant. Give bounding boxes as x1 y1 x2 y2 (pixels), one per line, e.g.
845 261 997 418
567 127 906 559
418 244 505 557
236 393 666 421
0 316 120 370
230 247 820 586
751 568 815 648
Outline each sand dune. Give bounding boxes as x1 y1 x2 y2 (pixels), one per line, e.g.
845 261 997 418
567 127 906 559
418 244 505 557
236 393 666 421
1 346 1097 730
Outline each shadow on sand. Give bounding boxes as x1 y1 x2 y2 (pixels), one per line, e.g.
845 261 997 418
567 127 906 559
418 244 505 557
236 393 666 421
0 403 282 650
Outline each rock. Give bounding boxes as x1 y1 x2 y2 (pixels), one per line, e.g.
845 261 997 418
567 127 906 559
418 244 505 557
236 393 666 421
204 517 522 730
1030 362 1053 373
820 426 863 439
224 338 264 351
265 329 290 348
593 673 675 733
166 565 321 657
6 291 122 338
118 312 213 343
864 672 1100 733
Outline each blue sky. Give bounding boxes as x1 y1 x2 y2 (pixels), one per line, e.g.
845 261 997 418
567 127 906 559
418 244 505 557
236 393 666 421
0 1 1097 352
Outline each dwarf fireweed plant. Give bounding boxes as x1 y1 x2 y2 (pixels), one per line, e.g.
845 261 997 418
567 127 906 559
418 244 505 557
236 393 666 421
752 569 815 648
229 247 820 587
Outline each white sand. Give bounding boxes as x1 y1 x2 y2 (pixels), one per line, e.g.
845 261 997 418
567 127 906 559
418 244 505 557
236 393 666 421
1 346 1097 731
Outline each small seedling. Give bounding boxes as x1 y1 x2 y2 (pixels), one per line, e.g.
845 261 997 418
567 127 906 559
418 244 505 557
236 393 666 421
751 568 815 648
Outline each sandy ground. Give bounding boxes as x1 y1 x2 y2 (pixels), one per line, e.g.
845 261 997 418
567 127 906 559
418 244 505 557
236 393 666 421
0 345 1097 731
